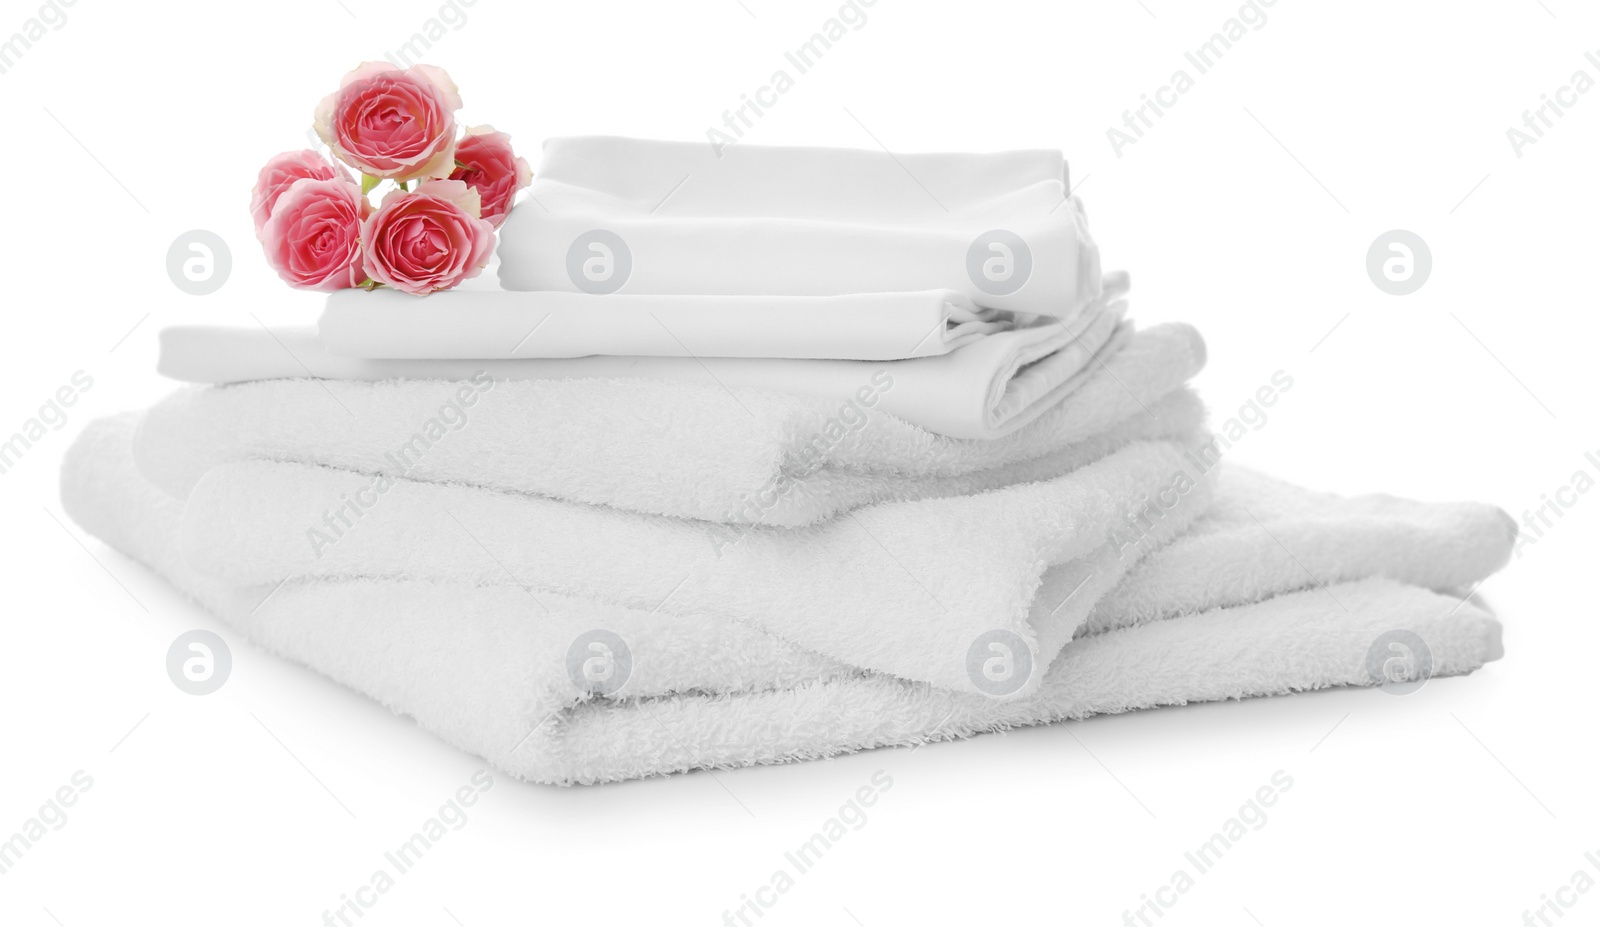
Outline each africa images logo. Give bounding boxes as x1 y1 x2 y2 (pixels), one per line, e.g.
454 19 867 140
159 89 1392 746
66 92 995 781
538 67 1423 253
966 629 1034 698
566 630 632 697
566 230 632 295
1364 629 1433 696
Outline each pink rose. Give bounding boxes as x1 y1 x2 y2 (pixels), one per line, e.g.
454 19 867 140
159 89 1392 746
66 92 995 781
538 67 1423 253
259 177 371 291
314 62 462 182
250 150 354 234
361 179 495 295
448 125 532 228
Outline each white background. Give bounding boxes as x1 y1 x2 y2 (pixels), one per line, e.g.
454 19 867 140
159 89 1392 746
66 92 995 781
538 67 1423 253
2 1 1596 924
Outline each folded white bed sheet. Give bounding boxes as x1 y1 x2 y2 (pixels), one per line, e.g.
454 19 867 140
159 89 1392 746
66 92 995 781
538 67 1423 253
159 294 1136 441
62 414 1511 785
137 323 1206 524
319 277 1120 361
497 136 1103 320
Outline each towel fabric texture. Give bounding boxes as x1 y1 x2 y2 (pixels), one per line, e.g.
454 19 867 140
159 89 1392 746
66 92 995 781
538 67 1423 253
63 414 1512 785
175 435 1217 696
139 323 1204 523
497 137 1103 319
173 451 1513 698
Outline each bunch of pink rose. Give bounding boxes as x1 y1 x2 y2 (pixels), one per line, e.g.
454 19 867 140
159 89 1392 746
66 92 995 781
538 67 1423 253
250 62 531 296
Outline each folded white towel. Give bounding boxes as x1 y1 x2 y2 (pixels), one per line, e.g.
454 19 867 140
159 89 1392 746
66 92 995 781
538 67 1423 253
497 137 1102 319
62 414 1510 785
176 434 1218 694
174 448 1514 694
159 300 1136 440
180 454 1516 627
139 324 1206 523
1086 466 1518 634
319 275 1126 361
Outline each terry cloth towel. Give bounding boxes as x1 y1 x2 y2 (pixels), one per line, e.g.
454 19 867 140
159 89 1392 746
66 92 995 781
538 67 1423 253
318 274 1130 362
159 283 1138 441
1084 466 1520 635
136 324 1207 524
62 415 1513 785
175 435 1219 695
173 453 1516 696
497 136 1103 320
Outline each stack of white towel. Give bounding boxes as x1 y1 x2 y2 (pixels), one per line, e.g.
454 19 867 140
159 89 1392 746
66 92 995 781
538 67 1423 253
61 138 1515 785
